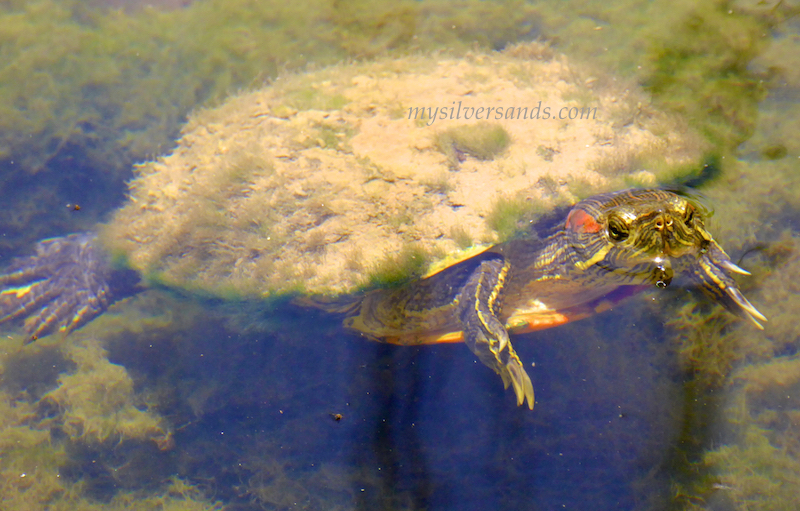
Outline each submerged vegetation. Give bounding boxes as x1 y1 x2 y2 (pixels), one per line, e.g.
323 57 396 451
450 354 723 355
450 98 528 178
486 194 548 242
662 175 800 510
434 123 512 168
643 0 771 154
0 0 544 255
0 330 222 509
367 245 433 288
2 0 800 509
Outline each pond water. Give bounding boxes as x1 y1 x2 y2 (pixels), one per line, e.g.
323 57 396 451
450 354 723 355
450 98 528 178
1 1 799 510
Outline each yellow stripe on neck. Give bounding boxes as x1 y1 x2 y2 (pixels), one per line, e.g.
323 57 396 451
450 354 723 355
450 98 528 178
574 243 611 271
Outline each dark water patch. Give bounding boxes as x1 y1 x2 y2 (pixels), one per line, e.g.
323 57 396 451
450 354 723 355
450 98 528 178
0 146 129 262
39 283 715 509
0 345 74 400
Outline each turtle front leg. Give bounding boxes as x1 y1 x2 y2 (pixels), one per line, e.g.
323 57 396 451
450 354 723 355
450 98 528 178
682 240 767 328
458 255 535 410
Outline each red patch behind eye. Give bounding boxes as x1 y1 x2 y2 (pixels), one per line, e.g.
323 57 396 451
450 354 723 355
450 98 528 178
565 208 602 233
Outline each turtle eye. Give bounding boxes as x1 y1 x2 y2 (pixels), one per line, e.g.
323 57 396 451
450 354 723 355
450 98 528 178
607 217 629 242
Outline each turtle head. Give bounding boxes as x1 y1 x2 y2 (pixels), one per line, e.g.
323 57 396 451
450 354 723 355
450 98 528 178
563 188 766 328
564 189 713 287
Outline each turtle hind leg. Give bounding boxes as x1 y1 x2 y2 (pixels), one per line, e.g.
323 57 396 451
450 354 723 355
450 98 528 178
0 233 134 342
458 255 535 410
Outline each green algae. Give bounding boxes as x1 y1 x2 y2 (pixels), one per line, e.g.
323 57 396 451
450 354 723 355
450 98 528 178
486 194 548 242
660 219 800 510
367 244 432 288
420 171 454 195
0 0 543 172
693 353 800 511
0 345 220 509
0 286 228 508
284 87 349 113
519 0 777 179
703 423 800 511
305 121 357 151
0 0 544 255
43 338 166 443
663 16 800 486
643 0 771 154
450 225 474 250
434 123 512 168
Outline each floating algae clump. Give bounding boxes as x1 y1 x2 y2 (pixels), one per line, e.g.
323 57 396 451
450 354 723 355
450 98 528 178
101 42 705 299
0 343 223 508
643 0 771 152
0 394 67 506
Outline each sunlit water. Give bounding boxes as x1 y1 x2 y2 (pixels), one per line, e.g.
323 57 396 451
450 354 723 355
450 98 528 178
1 1 799 510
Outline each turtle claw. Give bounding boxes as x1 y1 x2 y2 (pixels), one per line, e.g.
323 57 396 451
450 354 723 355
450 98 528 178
685 240 767 328
465 321 536 409
502 353 535 410
457 255 536 409
725 287 766 329
719 259 751 276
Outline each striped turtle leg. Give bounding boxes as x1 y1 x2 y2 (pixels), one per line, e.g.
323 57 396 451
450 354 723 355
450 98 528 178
682 241 767 328
458 254 535 410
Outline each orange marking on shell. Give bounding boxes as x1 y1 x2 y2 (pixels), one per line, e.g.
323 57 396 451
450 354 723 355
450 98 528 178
565 208 602 233
383 330 465 346
428 331 465 344
506 312 571 334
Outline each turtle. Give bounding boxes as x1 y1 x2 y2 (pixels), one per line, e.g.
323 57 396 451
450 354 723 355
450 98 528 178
0 188 765 409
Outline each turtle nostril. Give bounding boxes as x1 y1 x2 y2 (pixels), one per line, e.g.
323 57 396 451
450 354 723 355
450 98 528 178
654 213 672 231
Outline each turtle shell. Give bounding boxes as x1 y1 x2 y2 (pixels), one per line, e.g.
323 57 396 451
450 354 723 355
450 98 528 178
102 42 705 298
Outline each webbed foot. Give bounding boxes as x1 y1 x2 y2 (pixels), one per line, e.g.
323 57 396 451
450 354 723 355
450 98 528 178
0 233 136 342
459 255 535 409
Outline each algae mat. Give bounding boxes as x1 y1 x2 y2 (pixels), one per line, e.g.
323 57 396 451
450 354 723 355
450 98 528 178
104 43 704 298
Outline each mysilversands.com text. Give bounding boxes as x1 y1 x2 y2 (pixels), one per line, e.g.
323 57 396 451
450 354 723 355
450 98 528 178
408 101 597 126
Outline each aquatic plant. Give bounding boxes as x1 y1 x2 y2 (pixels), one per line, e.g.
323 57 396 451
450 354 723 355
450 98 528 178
0 0 545 256
643 0 771 153
420 172 454 195
43 338 166 443
434 123 512 168
368 245 432 288
450 225 474 250
661 217 800 510
487 194 549 242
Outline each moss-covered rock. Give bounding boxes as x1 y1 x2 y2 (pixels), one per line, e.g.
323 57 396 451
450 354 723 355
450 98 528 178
0 0 547 256
101 42 704 298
